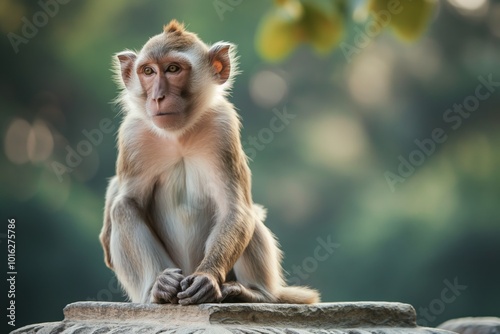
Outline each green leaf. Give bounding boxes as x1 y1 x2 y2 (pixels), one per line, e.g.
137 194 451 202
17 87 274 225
255 10 303 62
256 0 343 61
368 0 436 41
302 3 343 54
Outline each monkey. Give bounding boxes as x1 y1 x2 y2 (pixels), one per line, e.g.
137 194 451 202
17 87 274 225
99 19 320 305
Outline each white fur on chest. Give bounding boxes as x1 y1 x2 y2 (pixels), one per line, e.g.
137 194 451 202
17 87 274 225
123 117 230 273
152 146 226 274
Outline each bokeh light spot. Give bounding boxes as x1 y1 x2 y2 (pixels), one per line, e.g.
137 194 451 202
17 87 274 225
448 0 489 16
250 70 288 108
28 119 54 163
302 114 369 168
448 0 488 11
4 118 31 164
348 53 392 107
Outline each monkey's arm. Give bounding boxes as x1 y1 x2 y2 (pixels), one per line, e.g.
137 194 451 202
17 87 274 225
201 201 256 280
177 153 256 305
177 202 256 305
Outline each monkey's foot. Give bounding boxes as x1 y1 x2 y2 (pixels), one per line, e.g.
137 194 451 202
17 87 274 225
220 282 243 302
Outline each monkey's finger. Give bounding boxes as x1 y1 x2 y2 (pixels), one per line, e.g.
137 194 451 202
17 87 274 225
179 275 209 296
183 283 219 305
178 289 211 305
156 282 179 295
180 276 195 291
160 274 184 285
178 297 192 305
178 283 201 299
152 283 179 302
163 268 182 275
158 276 182 289
177 287 196 300
168 273 185 282
179 276 220 303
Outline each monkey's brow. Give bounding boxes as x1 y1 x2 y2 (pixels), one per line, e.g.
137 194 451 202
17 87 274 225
146 43 191 61
140 49 189 64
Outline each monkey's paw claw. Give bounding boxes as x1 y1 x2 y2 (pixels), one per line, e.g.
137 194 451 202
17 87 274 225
150 268 184 304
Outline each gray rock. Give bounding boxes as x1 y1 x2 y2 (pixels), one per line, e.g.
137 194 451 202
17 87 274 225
11 301 457 334
438 317 500 334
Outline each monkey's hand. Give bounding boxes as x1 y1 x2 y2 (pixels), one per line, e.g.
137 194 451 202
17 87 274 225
150 268 185 304
177 272 222 305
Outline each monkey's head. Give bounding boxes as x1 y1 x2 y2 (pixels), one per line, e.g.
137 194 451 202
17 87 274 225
114 20 237 132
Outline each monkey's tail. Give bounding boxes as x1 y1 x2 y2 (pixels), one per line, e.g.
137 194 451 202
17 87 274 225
277 286 321 304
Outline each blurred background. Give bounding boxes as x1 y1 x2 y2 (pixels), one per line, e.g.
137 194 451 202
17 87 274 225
1 0 499 331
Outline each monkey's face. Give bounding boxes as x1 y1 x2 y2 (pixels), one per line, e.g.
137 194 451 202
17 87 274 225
137 54 192 130
115 45 195 131
114 21 234 133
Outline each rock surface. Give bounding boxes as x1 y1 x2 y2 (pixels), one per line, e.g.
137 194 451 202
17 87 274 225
12 301 456 334
438 317 500 334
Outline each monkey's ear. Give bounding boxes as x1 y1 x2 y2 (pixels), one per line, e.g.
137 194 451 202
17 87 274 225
116 51 137 88
209 43 232 85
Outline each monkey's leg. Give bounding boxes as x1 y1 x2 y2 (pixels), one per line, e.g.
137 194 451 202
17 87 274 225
100 176 120 269
230 220 283 303
109 197 180 303
232 213 320 304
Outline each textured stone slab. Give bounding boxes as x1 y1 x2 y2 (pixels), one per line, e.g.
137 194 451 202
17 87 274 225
438 317 500 334
11 301 457 334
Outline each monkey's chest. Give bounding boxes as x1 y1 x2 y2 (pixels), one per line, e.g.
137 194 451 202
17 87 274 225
151 160 216 273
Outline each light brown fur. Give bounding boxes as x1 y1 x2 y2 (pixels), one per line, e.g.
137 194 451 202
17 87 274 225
100 20 320 305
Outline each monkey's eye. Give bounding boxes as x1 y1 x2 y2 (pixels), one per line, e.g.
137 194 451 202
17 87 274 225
166 64 180 73
143 66 154 75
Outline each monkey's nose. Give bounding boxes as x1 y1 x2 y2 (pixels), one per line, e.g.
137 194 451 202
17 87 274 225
154 96 165 111
154 95 166 101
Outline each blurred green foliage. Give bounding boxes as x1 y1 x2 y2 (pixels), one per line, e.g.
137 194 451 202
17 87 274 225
256 0 344 61
256 0 436 61
1 0 500 332
368 0 436 40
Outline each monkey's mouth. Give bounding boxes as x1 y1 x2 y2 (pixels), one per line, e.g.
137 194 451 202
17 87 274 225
155 112 180 116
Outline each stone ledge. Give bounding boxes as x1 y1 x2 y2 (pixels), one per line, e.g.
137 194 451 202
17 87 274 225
11 301 457 334
438 317 500 334
64 301 417 327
